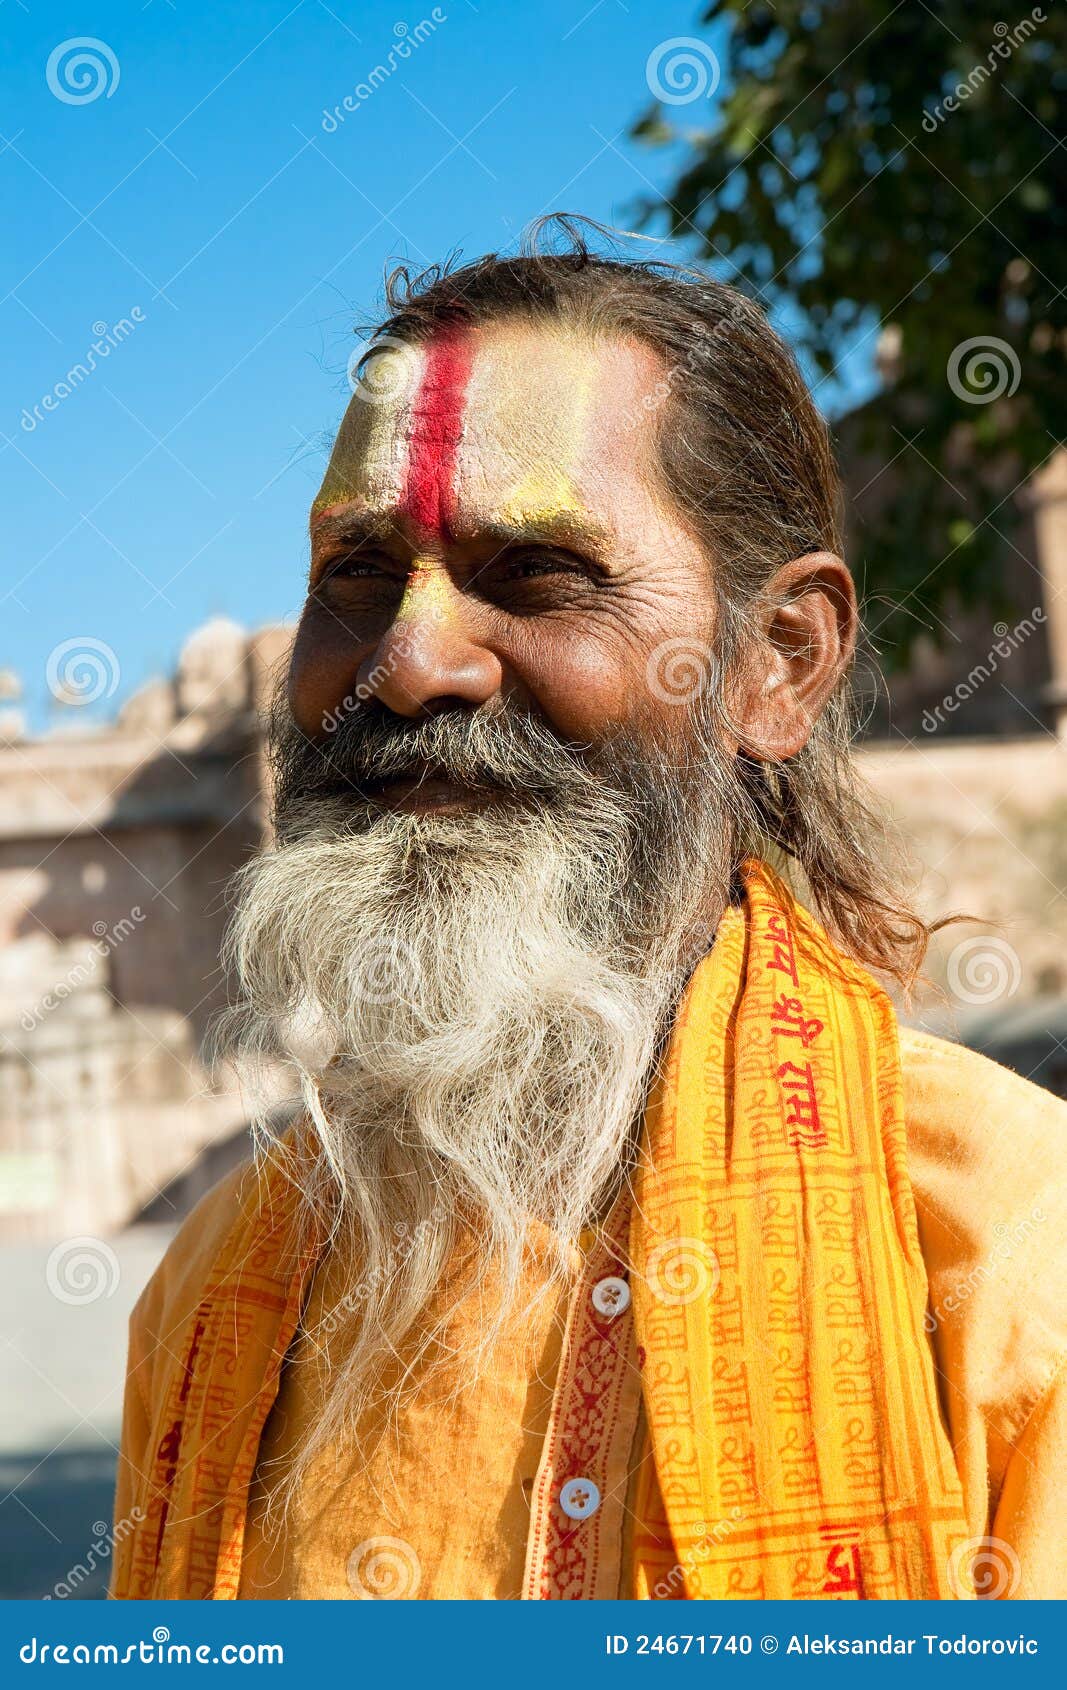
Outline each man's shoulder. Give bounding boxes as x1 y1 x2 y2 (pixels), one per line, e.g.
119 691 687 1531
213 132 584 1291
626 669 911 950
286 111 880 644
898 1023 1066 1164
898 1023 1065 1227
898 1025 1067 1442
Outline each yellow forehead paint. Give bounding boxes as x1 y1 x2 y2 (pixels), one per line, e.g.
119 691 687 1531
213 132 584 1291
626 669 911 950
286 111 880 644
456 330 599 535
395 555 455 628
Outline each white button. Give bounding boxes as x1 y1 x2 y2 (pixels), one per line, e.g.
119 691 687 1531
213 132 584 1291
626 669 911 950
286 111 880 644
559 1477 601 1520
591 1275 631 1319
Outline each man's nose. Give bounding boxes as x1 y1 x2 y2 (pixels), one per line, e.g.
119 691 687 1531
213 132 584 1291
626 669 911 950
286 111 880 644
357 565 503 717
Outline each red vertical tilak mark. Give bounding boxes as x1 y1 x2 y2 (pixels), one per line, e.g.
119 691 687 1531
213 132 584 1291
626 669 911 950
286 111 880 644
400 330 474 542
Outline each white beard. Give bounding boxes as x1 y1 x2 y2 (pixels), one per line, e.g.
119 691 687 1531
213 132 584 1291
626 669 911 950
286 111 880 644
218 729 731 1504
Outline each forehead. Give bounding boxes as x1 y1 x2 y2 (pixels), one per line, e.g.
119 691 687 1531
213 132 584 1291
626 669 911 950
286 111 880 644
312 320 669 543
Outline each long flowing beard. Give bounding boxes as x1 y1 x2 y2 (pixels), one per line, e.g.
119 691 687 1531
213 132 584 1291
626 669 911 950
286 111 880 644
215 697 736 1505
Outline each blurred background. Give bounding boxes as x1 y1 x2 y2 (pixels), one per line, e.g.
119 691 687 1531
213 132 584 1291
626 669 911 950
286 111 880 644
1 0 1064 1598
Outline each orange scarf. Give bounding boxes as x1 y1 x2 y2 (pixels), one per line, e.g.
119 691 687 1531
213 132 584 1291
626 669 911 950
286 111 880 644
111 862 971 1600
630 862 972 1598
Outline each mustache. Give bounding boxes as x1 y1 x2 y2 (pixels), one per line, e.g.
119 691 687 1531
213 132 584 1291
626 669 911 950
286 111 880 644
269 697 613 823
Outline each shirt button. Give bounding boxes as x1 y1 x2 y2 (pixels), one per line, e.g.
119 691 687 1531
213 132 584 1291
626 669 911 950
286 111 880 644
559 1477 601 1520
591 1275 631 1318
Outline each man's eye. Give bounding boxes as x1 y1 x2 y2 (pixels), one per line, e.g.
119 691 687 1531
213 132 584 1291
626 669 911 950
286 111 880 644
501 548 589 581
323 550 393 581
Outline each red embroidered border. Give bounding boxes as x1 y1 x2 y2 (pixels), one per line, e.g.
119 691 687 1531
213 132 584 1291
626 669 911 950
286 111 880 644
522 1196 638 1600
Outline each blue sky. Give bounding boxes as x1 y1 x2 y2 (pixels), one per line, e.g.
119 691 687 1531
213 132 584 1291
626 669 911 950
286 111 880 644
1 0 875 729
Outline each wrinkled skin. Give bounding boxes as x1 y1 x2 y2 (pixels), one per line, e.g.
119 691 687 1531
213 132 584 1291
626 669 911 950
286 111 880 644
289 319 856 813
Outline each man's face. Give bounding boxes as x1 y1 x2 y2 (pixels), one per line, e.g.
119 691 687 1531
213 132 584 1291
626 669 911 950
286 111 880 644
288 318 714 810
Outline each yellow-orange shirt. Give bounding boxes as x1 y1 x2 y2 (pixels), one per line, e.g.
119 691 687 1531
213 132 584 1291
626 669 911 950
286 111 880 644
112 1029 1067 1599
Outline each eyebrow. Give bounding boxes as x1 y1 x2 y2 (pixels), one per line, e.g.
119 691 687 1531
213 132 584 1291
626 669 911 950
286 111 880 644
467 511 615 554
310 506 406 548
310 502 615 557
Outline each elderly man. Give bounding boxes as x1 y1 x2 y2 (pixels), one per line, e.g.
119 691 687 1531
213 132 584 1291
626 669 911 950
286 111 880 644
111 227 1066 1602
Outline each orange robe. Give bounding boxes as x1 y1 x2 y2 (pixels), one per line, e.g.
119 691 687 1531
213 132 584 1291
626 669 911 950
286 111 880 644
111 867 1067 1599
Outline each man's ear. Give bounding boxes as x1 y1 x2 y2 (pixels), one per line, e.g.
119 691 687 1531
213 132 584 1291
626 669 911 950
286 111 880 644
729 552 858 759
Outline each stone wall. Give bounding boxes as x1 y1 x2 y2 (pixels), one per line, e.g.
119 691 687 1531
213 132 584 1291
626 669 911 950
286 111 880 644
857 737 1067 1093
0 619 284 1240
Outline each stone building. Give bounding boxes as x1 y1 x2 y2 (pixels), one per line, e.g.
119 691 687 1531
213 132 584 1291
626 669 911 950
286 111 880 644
2 463 1067 1240
0 618 290 1241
